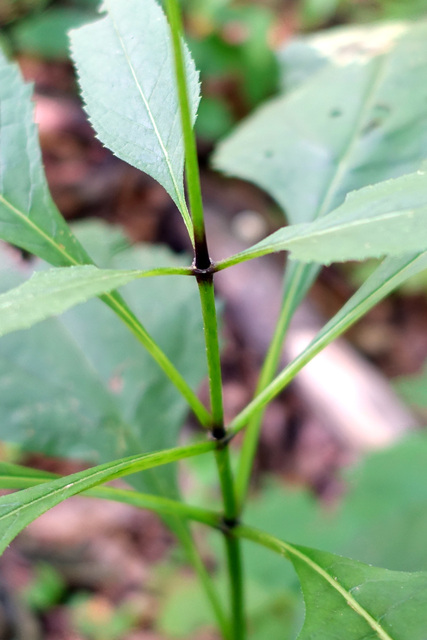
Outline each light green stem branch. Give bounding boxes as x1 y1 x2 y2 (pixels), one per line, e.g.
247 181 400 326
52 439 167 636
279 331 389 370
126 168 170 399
165 2 245 635
103 290 212 427
165 0 209 267
197 279 225 430
235 261 315 512
198 275 246 640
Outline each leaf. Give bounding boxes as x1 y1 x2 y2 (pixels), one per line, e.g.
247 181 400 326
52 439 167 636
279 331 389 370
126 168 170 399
0 440 214 556
0 50 90 267
0 264 189 338
277 22 409 93
214 21 427 225
0 222 207 498
69 0 199 235
239 526 427 640
291 546 427 640
217 170 427 267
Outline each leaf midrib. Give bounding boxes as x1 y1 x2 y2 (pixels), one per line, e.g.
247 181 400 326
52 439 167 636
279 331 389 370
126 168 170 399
239 525 395 640
267 207 425 253
315 52 390 222
0 442 213 528
285 542 394 640
107 9 190 228
0 194 79 266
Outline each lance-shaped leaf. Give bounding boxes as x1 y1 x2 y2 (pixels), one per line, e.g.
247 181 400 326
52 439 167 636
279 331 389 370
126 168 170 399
0 440 215 556
214 22 427 226
0 49 90 266
70 0 199 236
0 263 190 338
239 526 427 640
217 170 427 267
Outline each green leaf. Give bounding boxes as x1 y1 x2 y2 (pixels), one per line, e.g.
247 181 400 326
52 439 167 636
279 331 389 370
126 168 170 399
0 50 90 267
277 22 410 93
291 547 427 640
217 170 427 267
0 264 190 338
214 22 427 225
0 460 221 529
0 440 214 556
239 526 427 640
0 222 207 497
69 0 200 236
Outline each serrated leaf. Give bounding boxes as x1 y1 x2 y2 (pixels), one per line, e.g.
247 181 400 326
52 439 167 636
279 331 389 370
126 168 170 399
291 546 427 640
218 170 427 266
0 222 206 497
214 22 427 226
239 526 427 640
0 50 90 267
0 264 189 338
0 440 214 556
69 0 199 236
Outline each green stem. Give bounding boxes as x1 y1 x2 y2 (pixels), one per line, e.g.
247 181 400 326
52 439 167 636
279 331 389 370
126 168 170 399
235 261 316 512
198 275 246 640
215 445 245 640
229 260 374 440
197 278 225 432
224 534 245 640
103 290 212 428
165 3 245 635
165 0 210 269
228 332 329 439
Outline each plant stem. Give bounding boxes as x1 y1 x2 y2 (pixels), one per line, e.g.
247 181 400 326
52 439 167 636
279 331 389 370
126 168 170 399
197 278 225 432
166 3 245 635
216 444 245 640
165 0 210 269
198 275 246 640
227 331 329 439
235 261 316 512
